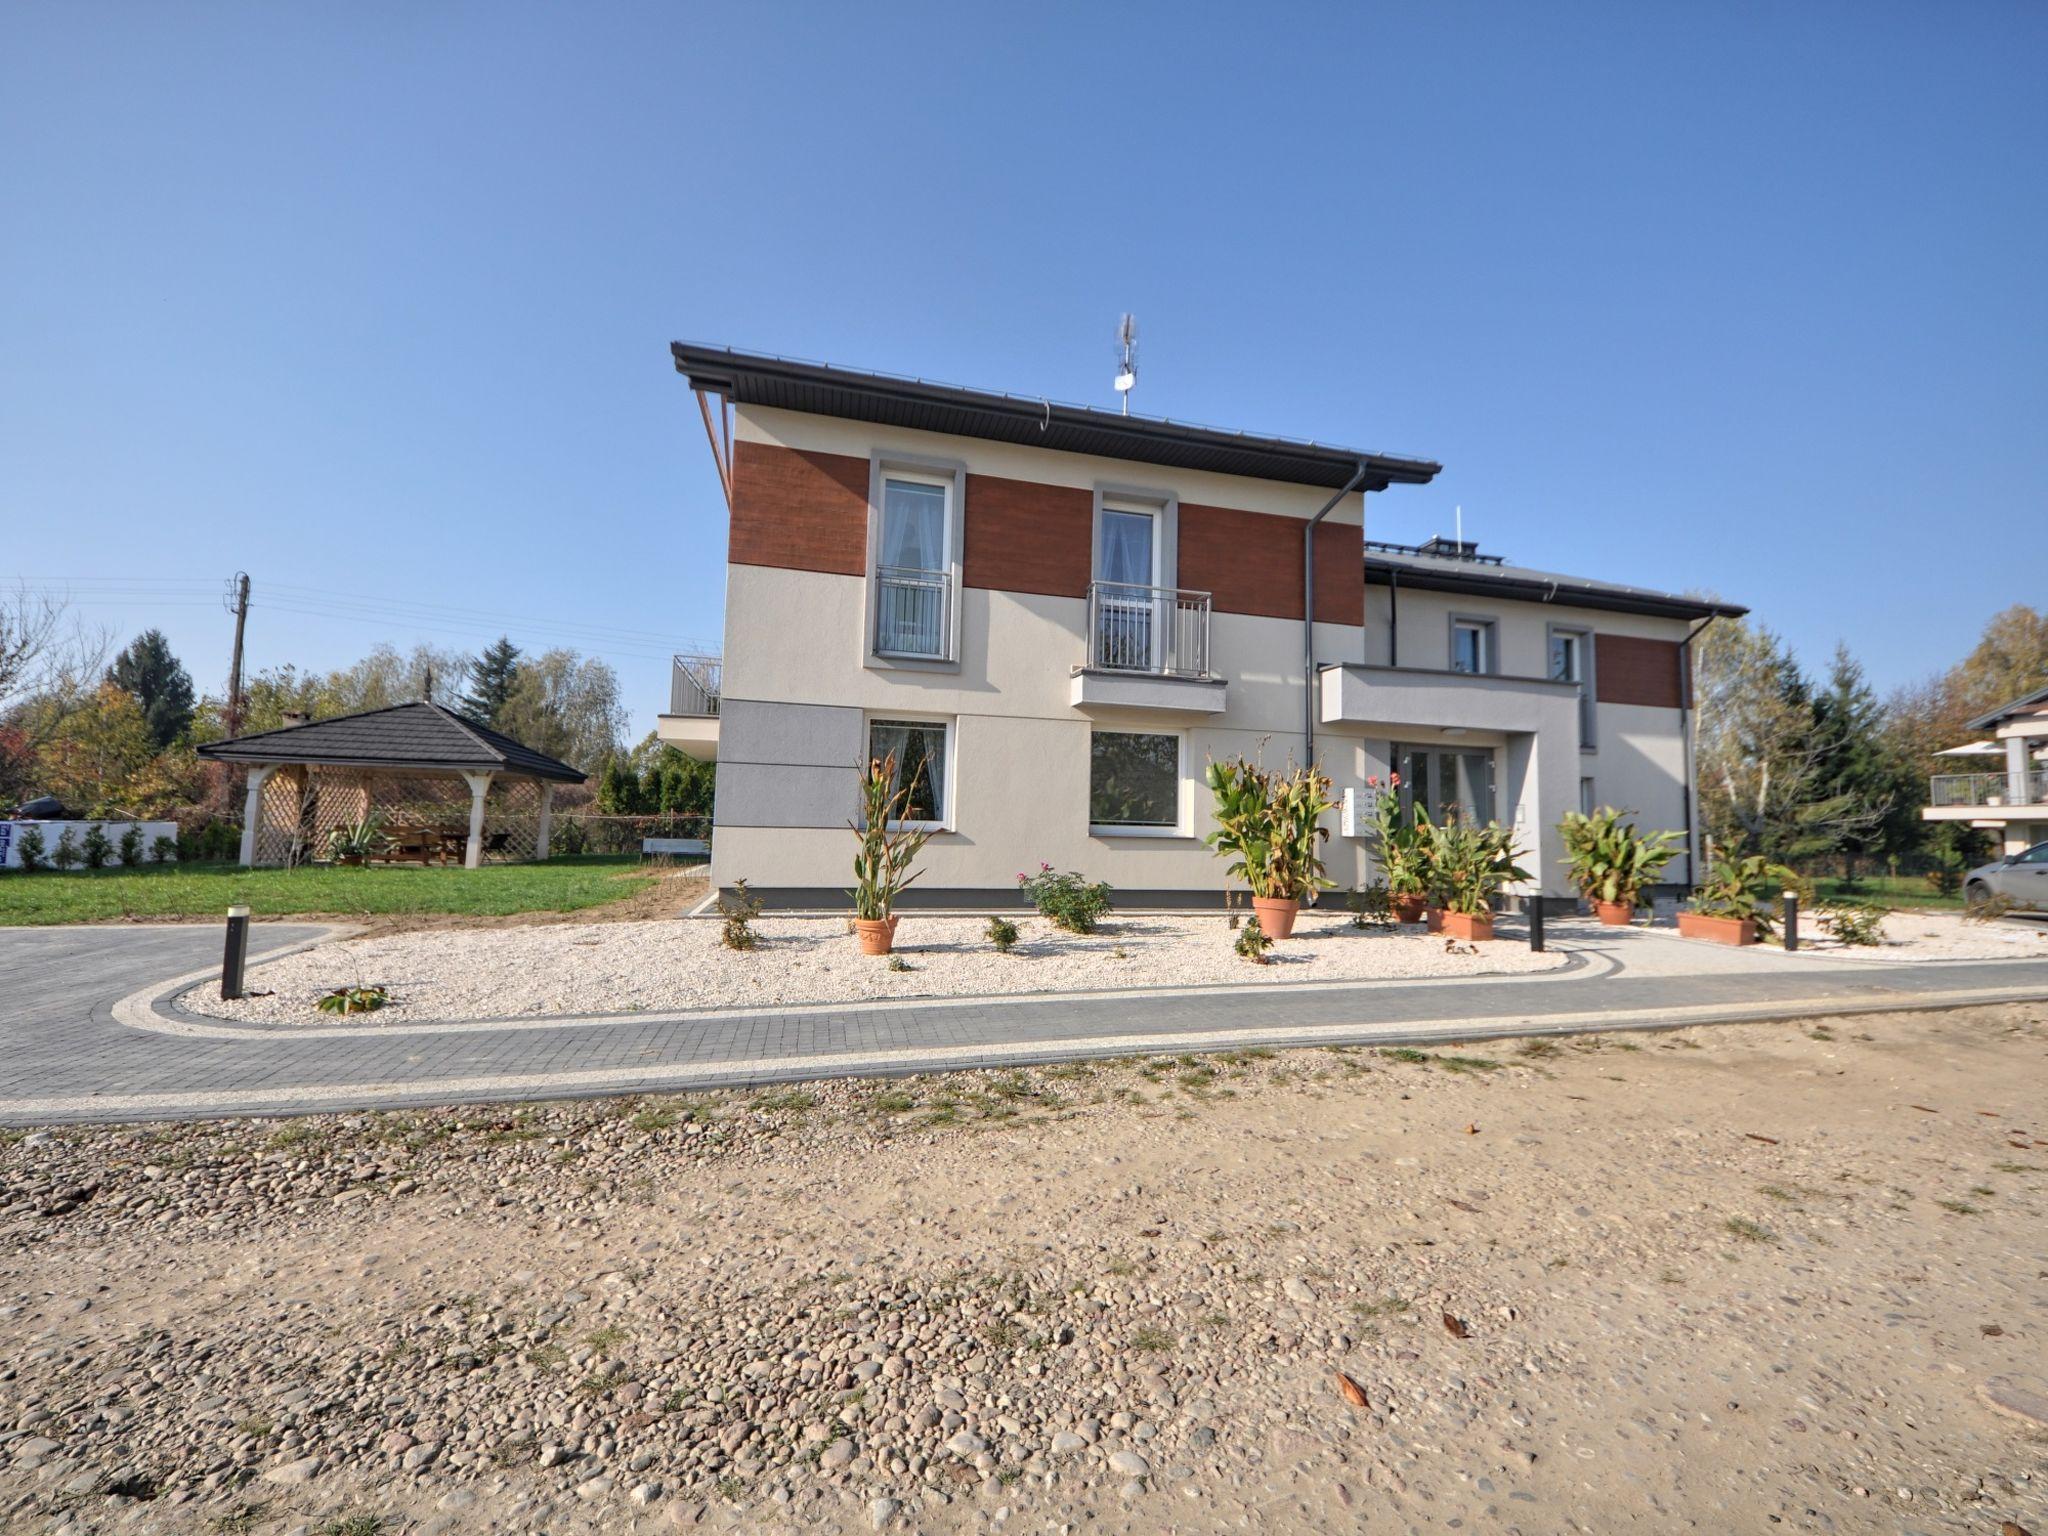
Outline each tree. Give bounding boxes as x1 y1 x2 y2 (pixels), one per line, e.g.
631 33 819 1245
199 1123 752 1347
107 629 196 748
33 683 156 815
626 733 716 818
1884 603 2048 777
495 649 626 771
1695 619 1882 864
1807 645 1919 860
462 636 522 726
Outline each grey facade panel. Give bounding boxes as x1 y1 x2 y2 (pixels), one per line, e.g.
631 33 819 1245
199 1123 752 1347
714 762 857 830
718 699 864 769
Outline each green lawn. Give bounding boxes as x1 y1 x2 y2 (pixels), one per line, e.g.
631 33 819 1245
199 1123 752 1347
1808 874 1965 912
0 856 660 926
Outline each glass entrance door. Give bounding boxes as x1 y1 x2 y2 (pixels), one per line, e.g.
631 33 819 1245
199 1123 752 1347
1095 507 1158 670
1395 745 1497 826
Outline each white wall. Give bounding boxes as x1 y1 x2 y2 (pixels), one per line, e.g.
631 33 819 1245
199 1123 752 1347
0 820 179 869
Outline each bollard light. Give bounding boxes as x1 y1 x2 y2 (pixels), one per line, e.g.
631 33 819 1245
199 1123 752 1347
1782 891 1799 952
221 903 251 1001
1528 897 1545 953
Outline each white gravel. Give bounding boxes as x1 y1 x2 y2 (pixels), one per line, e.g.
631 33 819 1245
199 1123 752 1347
1798 907 2048 961
188 910 1568 1026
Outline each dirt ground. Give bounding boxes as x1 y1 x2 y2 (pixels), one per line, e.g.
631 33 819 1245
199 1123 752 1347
4 1005 2046 1535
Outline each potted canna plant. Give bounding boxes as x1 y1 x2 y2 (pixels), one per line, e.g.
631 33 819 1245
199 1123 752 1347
1203 756 1337 939
1365 773 1431 923
1558 806 1683 925
1679 853 1796 946
848 754 933 955
1421 816 1529 941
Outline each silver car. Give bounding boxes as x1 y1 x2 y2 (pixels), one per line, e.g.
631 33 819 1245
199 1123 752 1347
1965 840 2048 910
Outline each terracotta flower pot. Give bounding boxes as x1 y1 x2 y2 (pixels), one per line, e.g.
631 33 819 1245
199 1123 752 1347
1593 899 1635 927
1391 894 1428 925
1677 911 1756 946
854 916 899 956
1441 910 1494 942
1250 896 1300 940
1424 907 1446 933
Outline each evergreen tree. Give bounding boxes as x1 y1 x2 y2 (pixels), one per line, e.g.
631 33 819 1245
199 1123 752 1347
1809 645 1918 860
462 636 522 726
107 629 195 748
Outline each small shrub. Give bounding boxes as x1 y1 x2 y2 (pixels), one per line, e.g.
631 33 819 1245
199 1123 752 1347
15 825 45 872
149 834 176 864
1964 890 2017 924
81 823 112 869
985 916 1019 952
1346 881 1393 928
1821 901 1885 947
1234 913 1273 964
886 954 912 972
50 828 81 870
1017 863 1113 934
1925 847 1965 898
117 824 144 866
316 985 388 1016
718 879 764 950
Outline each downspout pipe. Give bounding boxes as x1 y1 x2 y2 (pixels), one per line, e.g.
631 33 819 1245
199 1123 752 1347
1303 462 1374 770
1678 614 1717 886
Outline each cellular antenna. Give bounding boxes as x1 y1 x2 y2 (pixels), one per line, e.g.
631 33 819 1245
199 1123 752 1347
1113 313 1138 415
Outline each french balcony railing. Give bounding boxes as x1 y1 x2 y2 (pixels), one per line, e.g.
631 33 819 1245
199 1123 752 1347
1929 769 2048 808
1086 581 1213 678
668 653 721 717
874 565 953 659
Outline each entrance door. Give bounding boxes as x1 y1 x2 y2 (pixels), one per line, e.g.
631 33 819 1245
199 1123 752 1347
1395 745 1497 826
1096 507 1158 670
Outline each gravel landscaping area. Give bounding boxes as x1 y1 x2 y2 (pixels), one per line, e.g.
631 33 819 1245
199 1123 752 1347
4 1005 2047 1534
185 912 1569 1026
1795 908 2048 961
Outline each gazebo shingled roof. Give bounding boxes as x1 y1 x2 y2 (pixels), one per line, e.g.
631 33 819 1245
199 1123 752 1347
196 701 585 783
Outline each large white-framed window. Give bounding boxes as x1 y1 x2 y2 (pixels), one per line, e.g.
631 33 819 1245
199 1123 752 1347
1088 727 1188 837
866 715 955 832
1088 483 1182 675
866 452 965 669
1450 616 1496 675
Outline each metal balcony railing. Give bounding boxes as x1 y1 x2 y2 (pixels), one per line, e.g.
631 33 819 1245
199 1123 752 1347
874 566 952 659
1929 769 2048 808
668 653 721 717
1086 581 1213 678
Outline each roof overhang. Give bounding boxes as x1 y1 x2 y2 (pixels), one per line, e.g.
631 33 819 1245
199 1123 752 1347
1365 561 1747 623
1968 684 2048 733
671 341 1441 493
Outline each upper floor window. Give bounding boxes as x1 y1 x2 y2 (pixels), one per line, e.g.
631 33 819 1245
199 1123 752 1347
871 467 958 662
1451 619 1493 675
1549 626 1595 750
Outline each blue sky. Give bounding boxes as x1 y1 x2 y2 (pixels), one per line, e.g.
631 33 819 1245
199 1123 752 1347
4 2 2043 737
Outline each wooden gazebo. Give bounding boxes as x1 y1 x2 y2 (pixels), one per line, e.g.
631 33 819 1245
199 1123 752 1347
196 702 586 868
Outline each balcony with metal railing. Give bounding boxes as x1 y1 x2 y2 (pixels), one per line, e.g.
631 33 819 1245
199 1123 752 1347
1928 769 2048 810
1070 581 1226 715
657 653 722 760
873 566 954 660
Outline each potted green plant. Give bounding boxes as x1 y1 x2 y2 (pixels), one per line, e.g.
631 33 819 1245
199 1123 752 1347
1203 756 1336 939
1421 816 1529 941
849 754 932 955
326 815 387 867
1364 773 1430 923
1558 807 1683 925
1680 854 1796 945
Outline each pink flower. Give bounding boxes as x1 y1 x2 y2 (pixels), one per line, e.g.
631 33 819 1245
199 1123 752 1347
1365 774 1380 788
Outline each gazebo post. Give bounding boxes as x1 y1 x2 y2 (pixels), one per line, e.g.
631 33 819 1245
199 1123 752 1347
238 765 278 867
460 771 495 869
536 782 555 861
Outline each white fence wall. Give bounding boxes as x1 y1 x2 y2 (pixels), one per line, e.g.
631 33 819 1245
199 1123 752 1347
0 820 180 869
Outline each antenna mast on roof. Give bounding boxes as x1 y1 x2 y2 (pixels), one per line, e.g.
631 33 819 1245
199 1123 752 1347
1113 314 1138 415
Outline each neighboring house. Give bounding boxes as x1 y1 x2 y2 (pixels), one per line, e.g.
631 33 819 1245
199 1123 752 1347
1921 685 2048 857
661 343 1743 907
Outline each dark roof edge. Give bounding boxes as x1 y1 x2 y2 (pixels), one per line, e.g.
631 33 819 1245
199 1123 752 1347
1967 683 2048 732
671 341 1442 489
192 745 584 783
1366 562 1747 622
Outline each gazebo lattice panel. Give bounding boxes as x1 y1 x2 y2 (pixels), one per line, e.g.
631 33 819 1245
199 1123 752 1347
252 766 546 866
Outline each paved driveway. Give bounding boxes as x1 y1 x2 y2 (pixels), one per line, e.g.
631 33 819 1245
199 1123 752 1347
3 921 2047 1125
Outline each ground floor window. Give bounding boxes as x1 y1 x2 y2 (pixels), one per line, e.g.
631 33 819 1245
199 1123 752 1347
1394 744 1497 825
867 718 950 828
1090 729 1181 832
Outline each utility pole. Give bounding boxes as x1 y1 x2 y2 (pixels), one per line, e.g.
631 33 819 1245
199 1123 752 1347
224 572 250 738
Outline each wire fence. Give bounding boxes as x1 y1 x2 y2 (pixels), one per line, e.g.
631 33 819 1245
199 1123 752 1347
546 813 713 859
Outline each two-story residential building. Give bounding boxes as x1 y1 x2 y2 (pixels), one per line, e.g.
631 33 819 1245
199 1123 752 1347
662 343 1743 908
1921 685 2048 857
